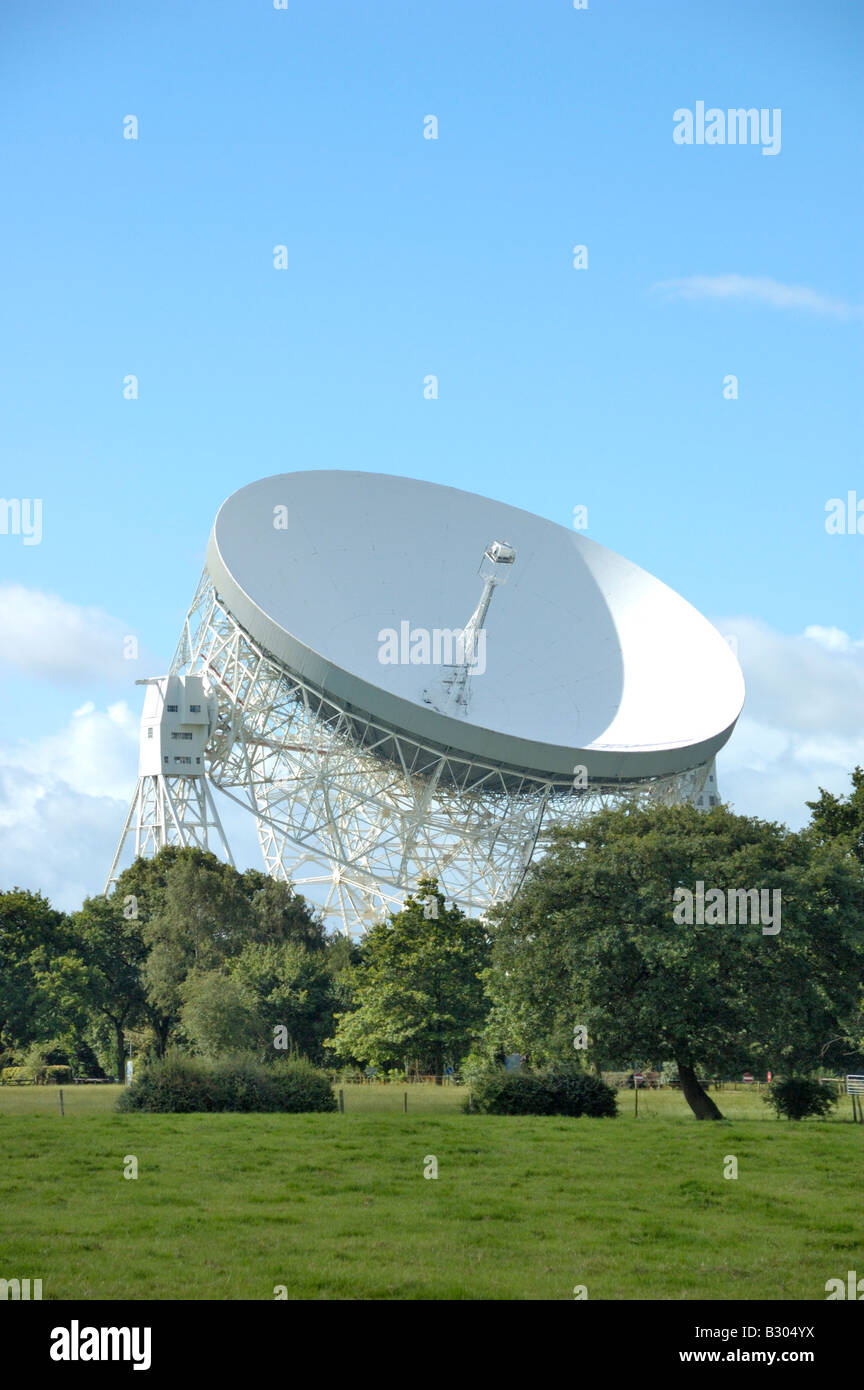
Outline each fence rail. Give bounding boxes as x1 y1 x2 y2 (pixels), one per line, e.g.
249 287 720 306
847 1075 864 1123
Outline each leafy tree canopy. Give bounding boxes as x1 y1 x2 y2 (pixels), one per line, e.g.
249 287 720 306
483 804 864 1119
327 878 491 1076
806 765 864 864
0 888 73 1050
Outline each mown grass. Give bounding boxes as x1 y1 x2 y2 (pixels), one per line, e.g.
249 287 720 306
1 1084 861 1300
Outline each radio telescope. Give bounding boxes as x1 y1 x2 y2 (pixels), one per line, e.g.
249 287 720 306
107 471 745 931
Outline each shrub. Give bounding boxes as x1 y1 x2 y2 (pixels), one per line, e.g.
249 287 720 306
21 1042 70 1082
44 1065 73 1084
0 1066 28 1085
117 1051 336 1114
459 1050 490 1088
466 1066 617 1118
763 1076 838 1121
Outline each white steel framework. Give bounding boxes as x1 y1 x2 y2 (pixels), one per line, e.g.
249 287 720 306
108 773 234 879
119 570 712 932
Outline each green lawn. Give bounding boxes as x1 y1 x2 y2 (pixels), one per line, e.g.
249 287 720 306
1 1084 861 1300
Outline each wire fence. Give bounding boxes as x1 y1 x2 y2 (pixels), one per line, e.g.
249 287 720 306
327 1072 463 1086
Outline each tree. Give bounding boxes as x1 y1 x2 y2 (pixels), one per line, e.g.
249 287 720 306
111 849 324 1054
804 768 864 1065
243 872 327 951
0 889 72 1051
231 940 343 1063
137 853 255 1051
483 804 864 1120
67 895 149 1081
111 848 208 1054
806 766 864 864
327 879 491 1078
179 970 265 1056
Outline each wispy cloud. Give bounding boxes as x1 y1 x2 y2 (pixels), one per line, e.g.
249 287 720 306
651 274 864 320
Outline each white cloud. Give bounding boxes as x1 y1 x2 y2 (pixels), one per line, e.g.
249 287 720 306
0 584 148 683
0 700 139 803
651 275 864 320
0 767 127 911
0 701 138 908
0 700 261 912
714 618 864 827
0 586 259 910
802 625 864 654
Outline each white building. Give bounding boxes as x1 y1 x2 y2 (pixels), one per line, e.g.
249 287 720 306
138 673 215 777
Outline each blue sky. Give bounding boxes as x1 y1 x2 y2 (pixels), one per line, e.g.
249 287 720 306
0 0 862 910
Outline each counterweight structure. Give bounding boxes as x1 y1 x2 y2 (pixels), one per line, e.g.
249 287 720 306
106 674 234 886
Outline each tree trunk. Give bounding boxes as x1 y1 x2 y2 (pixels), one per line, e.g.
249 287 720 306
115 1025 126 1085
147 1010 171 1057
677 1062 724 1120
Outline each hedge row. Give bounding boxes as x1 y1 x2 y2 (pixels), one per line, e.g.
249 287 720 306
467 1067 618 1118
117 1052 337 1114
1 1065 74 1084
0 1067 28 1084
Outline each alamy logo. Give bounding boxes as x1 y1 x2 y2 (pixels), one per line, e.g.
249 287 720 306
0 1277 42 1300
825 1270 864 1299
825 493 864 535
378 622 486 675
50 1321 152 1371
0 498 42 545
673 102 781 156
672 883 781 935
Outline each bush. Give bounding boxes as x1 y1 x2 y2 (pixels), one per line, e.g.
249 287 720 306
763 1076 838 1121
21 1042 71 1083
0 1066 28 1085
117 1051 337 1114
44 1065 73 1084
466 1066 618 1118
459 1051 490 1088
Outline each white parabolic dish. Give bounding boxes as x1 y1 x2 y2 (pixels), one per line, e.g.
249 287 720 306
205 471 745 785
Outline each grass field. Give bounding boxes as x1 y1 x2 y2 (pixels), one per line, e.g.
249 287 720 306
1 1084 862 1300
